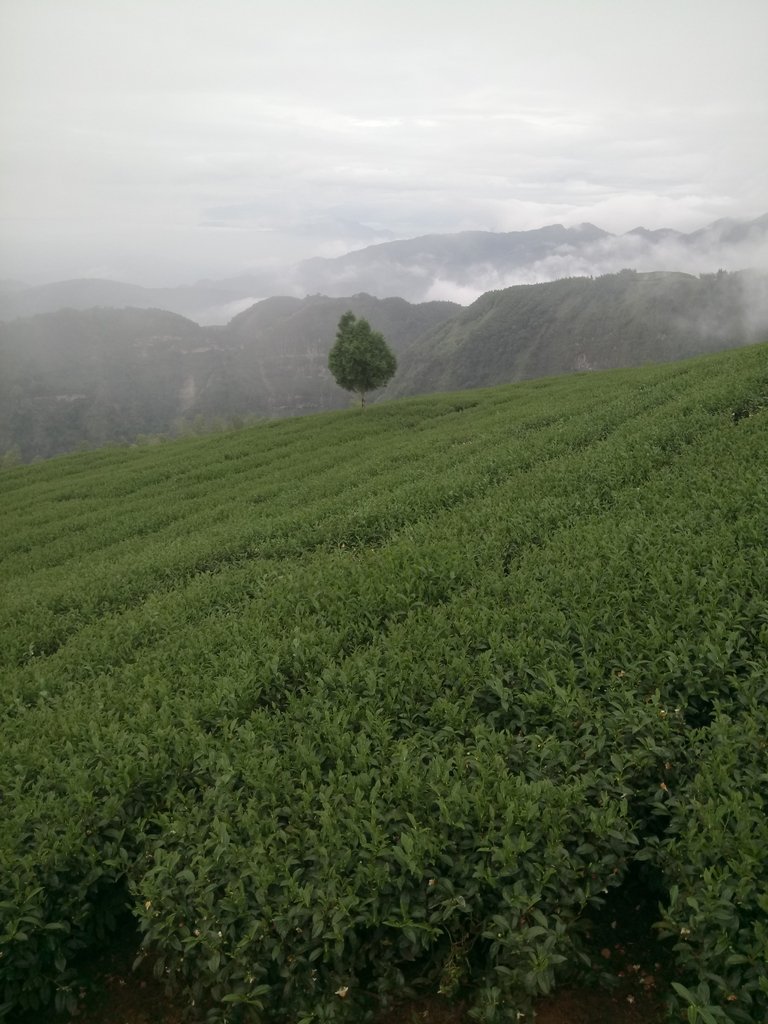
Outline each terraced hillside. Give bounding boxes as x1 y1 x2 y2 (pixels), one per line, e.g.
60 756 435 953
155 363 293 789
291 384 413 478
1 344 767 1022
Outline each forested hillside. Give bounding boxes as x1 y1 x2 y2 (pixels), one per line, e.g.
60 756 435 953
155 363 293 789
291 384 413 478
0 308 208 462
0 295 458 461
2 345 767 1022
392 269 768 396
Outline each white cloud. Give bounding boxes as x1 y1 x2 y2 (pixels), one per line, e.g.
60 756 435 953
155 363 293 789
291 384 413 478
1 0 767 284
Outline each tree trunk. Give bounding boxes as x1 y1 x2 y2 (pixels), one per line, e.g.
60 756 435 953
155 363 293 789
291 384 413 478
360 392 366 409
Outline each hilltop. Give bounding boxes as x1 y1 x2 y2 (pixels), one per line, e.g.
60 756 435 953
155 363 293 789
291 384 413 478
1 345 767 1022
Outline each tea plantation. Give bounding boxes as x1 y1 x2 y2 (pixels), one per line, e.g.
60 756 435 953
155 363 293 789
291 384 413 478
1 344 767 1023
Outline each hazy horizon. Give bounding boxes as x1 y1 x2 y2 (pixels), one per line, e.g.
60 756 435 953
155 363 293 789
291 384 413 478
2 0 767 288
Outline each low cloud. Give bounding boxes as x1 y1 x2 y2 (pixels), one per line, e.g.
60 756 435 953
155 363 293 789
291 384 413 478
2 2 766 286
293 217 768 307
739 271 768 337
195 296 263 325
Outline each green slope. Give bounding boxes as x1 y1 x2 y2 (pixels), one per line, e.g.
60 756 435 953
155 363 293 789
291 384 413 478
1 346 767 1022
392 269 768 397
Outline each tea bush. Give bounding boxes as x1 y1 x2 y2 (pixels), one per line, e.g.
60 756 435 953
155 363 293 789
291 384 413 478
1 344 767 1021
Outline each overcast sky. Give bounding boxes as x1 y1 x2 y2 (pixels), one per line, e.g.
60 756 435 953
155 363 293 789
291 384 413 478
1 0 767 286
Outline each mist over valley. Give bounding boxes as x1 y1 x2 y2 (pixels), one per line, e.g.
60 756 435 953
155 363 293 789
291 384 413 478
2 252 767 462
3 213 768 322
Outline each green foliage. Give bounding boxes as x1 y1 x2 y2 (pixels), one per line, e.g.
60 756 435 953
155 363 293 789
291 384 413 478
1 344 767 1021
654 709 768 1023
328 312 397 407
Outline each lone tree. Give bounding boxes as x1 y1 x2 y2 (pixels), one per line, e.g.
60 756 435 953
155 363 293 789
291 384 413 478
328 312 397 409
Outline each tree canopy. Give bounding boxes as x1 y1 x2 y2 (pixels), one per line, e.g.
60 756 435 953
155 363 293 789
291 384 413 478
328 312 397 408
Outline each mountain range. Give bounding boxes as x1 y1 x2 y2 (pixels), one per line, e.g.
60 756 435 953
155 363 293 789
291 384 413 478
291 214 768 303
3 269 767 463
2 214 767 322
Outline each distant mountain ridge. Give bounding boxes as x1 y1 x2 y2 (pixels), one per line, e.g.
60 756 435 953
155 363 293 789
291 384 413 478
2 214 767 321
292 223 613 300
0 277 254 326
289 214 768 302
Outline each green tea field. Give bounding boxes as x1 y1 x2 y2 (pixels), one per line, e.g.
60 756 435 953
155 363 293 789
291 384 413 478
2 344 767 1023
